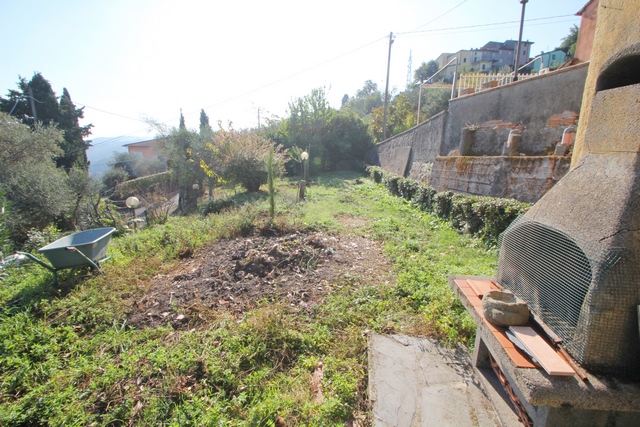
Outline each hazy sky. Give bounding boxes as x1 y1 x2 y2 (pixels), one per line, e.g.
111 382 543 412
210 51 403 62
1 0 586 139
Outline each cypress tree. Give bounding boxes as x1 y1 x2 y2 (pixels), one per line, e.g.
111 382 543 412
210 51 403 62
179 109 186 130
57 88 93 171
199 109 210 134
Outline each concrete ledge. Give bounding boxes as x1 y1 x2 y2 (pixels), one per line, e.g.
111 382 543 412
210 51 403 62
449 275 640 414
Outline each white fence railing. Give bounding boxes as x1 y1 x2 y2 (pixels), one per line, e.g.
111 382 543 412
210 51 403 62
457 72 538 97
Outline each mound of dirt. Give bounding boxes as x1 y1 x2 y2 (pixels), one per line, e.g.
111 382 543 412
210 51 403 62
128 230 393 329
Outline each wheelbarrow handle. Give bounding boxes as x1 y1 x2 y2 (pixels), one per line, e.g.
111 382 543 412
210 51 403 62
15 251 56 273
65 247 104 274
16 251 59 284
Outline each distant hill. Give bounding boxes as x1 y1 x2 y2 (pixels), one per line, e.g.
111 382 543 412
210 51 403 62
87 136 149 176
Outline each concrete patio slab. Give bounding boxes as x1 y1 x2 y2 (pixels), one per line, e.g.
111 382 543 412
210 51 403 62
368 333 521 427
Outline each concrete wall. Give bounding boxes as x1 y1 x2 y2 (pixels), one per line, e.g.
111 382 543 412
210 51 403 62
367 64 588 202
572 0 640 167
429 156 571 204
442 63 589 157
366 111 447 182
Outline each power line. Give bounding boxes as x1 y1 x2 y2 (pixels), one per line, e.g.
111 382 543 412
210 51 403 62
408 0 469 33
78 104 148 123
58 12 579 148
73 34 389 146
398 19 579 39
397 14 578 36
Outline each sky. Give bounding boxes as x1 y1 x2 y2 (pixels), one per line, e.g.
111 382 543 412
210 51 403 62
1 0 586 142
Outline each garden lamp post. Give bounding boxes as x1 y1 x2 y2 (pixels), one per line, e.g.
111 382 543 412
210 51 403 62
125 196 140 230
192 183 199 208
513 0 528 82
299 151 309 200
301 151 309 181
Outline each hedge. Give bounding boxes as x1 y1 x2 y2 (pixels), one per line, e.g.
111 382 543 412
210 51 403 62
366 166 530 245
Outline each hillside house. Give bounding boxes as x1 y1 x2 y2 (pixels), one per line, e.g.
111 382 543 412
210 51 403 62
124 139 162 160
436 39 534 80
574 0 598 62
531 49 568 72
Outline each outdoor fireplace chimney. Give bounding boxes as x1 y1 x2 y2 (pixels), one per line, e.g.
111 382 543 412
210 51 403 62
497 43 640 379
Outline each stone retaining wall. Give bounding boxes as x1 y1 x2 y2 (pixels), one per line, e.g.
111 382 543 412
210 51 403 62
429 156 571 203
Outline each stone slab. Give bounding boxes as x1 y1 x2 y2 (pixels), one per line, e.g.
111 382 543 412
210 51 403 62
368 333 520 427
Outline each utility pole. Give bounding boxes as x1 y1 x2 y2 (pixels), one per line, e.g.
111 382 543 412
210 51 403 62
514 0 528 82
406 50 413 87
382 32 394 141
28 86 37 122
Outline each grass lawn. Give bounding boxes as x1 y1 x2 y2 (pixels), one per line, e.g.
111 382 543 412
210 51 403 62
0 171 497 426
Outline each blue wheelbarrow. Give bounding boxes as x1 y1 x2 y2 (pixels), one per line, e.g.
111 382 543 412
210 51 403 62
16 227 116 285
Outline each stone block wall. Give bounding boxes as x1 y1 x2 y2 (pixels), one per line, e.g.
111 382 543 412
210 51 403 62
429 156 571 203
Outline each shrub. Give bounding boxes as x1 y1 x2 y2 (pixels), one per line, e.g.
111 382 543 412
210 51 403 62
382 174 401 197
397 178 420 201
411 185 436 212
208 127 287 193
112 171 175 199
432 191 454 219
366 167 530 245
367 166 384 184
200 198 235 217
21 225 63 253
102 168 130 194
450 194 483 235
473 198 529 243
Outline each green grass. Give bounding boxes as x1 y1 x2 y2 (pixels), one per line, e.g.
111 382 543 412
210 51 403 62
0 171 497 426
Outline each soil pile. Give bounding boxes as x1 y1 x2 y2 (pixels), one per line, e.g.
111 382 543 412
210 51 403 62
128 230 392 329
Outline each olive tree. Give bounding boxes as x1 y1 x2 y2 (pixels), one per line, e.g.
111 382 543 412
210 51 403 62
0 113 75 243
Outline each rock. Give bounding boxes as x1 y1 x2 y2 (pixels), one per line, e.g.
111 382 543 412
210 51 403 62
482 290 530 326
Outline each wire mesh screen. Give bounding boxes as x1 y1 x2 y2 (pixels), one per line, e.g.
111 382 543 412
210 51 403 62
496 216 625 370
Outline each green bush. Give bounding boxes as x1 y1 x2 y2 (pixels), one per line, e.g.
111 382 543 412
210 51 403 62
367 166 384 184
473 197 529 243
432 191 454 219
411 185 436 212
200 198 235 217
450 194 483 235
366 167 530 245
382 175 401 197
397 177 420 201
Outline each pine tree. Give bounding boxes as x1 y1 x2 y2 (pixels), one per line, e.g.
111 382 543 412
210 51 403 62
57 88 93 171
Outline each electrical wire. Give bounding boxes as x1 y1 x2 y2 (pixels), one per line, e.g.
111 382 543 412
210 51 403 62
397 14 579 36
21 9 579 158
407 0 469 33
398 19 580 39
